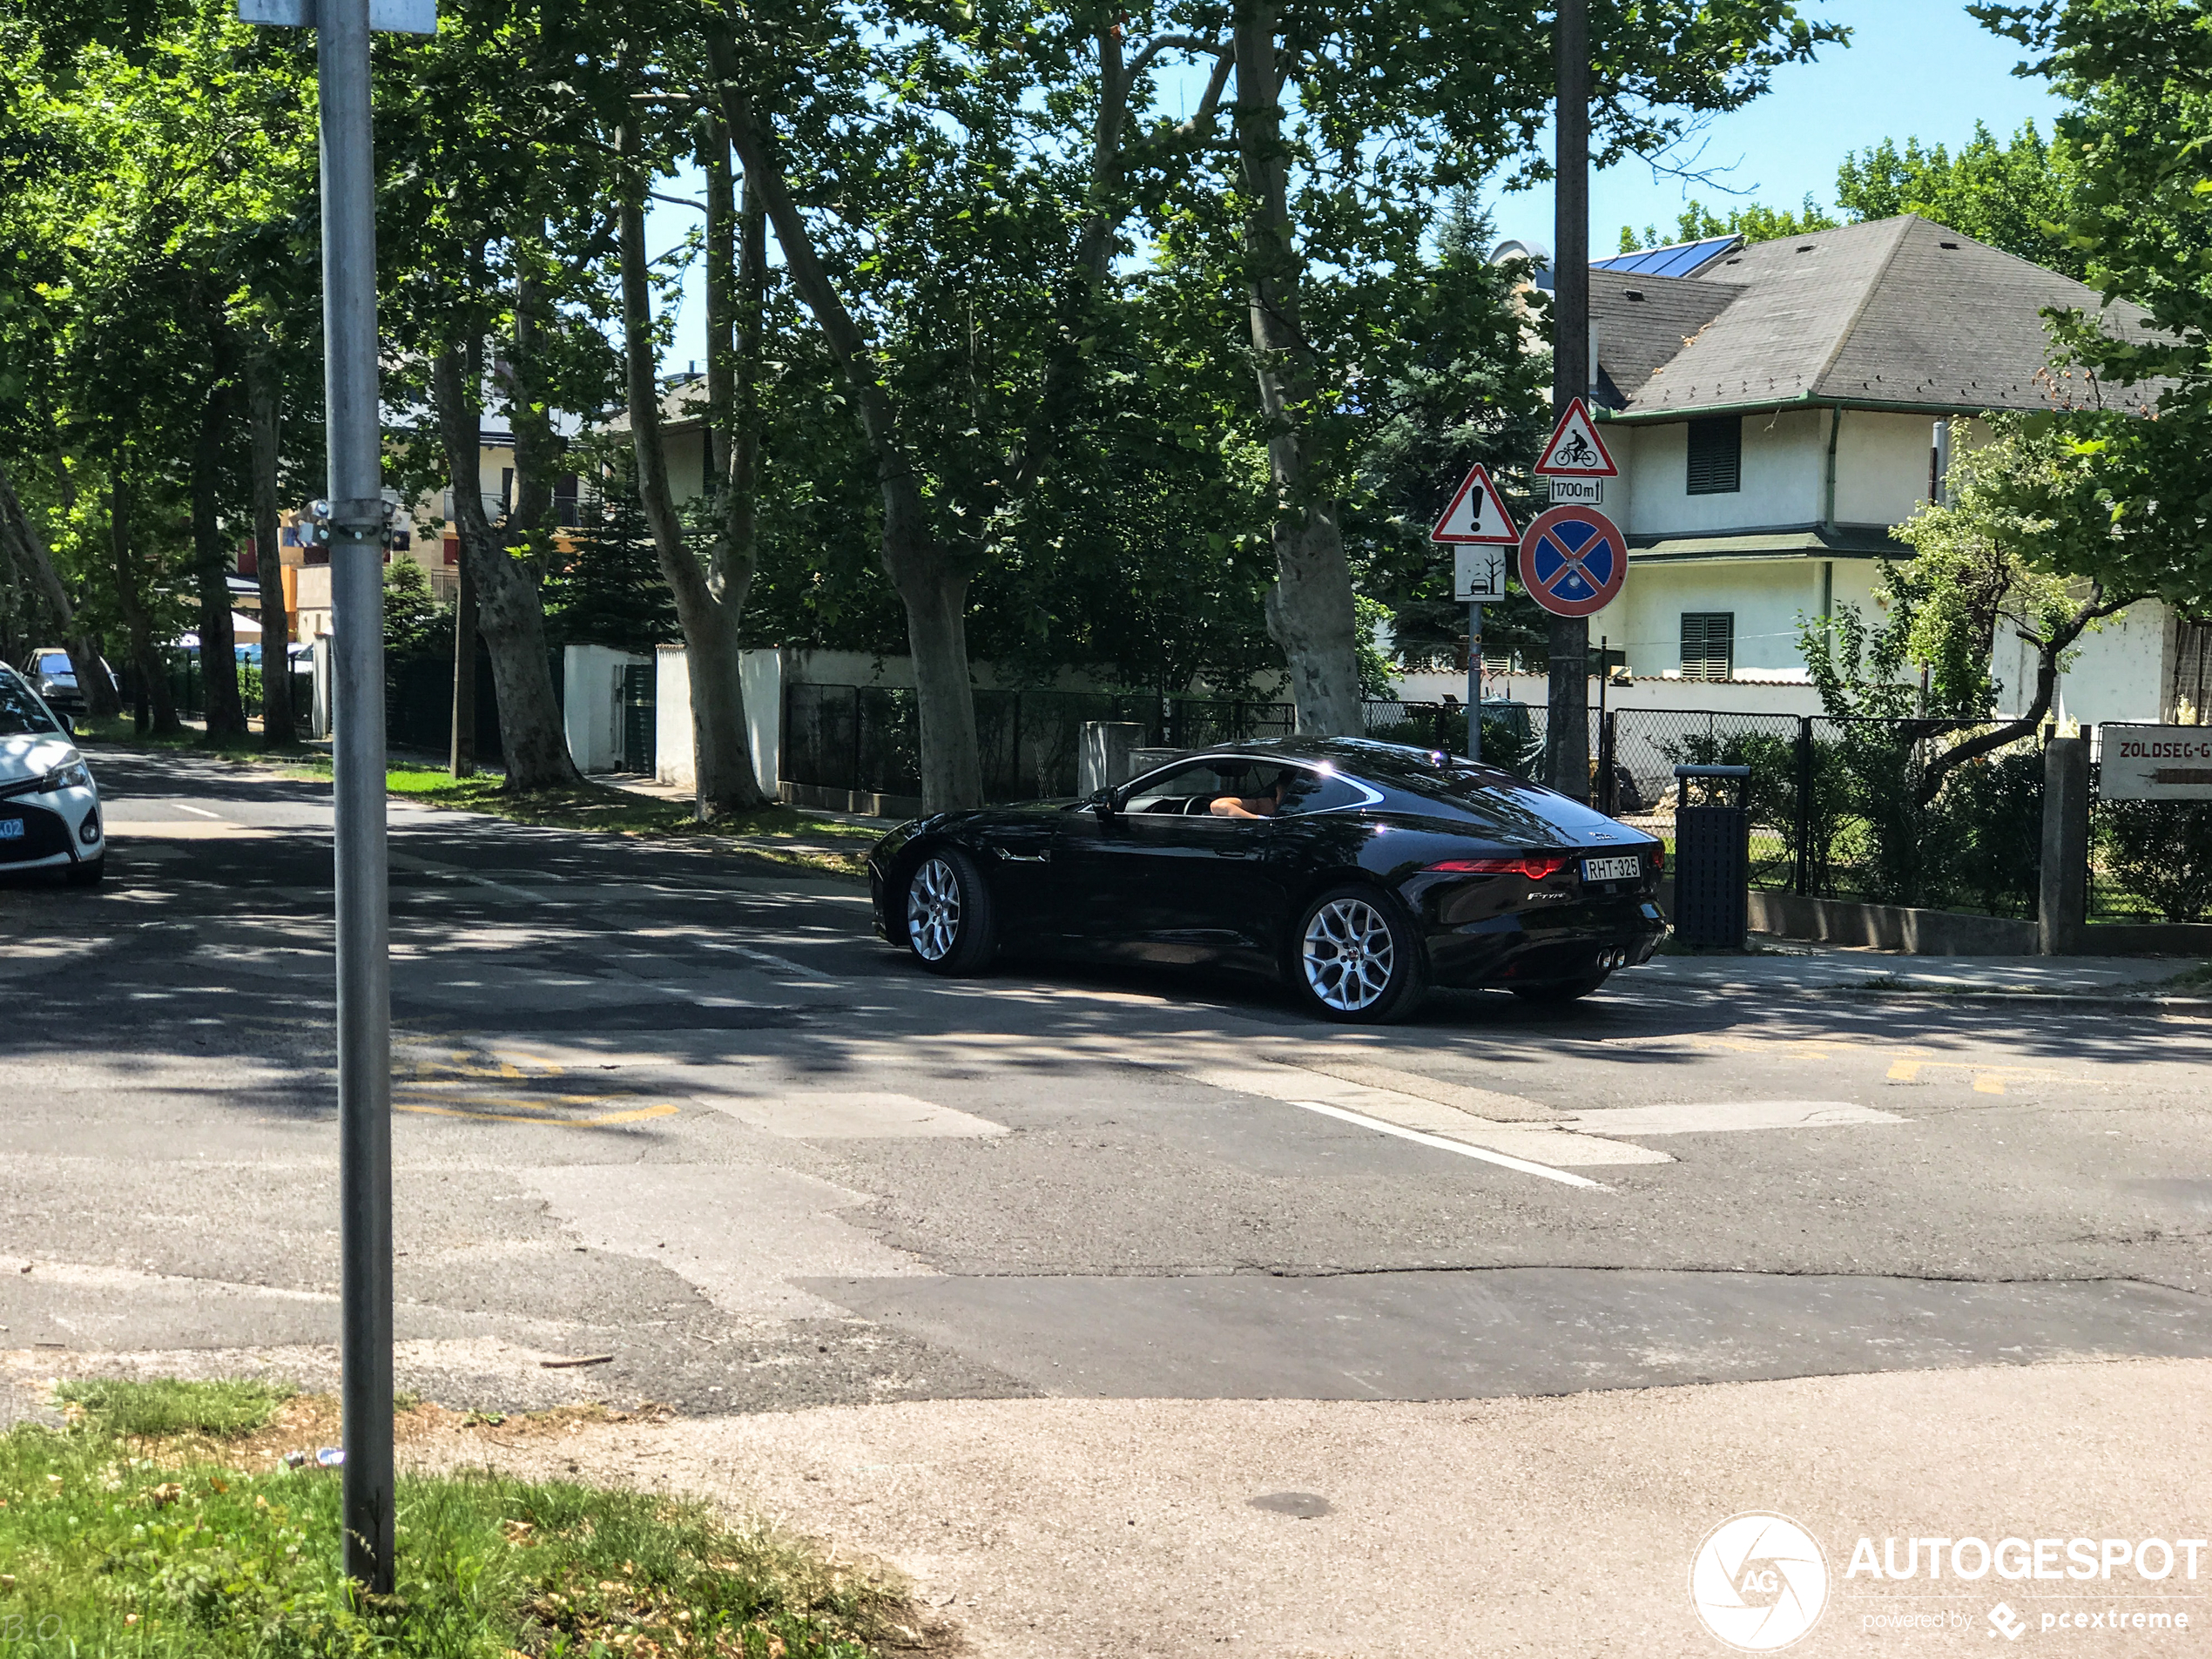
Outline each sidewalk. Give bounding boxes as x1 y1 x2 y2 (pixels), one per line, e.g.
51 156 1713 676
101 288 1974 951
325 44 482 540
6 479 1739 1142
1638 936 2207 1001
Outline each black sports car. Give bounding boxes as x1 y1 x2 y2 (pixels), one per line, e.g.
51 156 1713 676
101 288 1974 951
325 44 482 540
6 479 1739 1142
867 738 1668 1022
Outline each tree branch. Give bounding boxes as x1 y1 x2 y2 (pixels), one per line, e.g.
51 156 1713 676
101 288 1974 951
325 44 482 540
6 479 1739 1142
1914 585 2141 803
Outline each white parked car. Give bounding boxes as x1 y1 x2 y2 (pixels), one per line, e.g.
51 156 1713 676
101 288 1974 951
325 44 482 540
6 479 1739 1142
0 660 104 885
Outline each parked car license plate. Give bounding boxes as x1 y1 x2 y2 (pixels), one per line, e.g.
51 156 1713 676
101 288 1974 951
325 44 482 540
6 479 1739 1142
0 819 22 840
1581 855 1640 882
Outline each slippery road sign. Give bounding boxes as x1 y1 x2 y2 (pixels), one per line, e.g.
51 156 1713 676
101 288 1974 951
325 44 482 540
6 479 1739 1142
1518 504 1628 617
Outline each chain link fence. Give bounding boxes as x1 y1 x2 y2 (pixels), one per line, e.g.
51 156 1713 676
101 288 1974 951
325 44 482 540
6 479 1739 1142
2088 776 2212 923
1602 709 2047 917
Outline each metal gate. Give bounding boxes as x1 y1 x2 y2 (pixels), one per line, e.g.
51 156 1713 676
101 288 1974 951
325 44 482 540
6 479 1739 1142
617 662 656 773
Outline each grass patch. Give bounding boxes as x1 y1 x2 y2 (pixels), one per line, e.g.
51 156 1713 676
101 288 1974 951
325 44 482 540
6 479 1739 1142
0 1380 913 1656
359 766 878 877
55 1379 294 1441
2166 961 2212 994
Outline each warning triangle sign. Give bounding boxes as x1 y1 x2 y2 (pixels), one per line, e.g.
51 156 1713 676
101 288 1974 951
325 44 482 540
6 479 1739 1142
1534 397 1618 477
1429 462 1521 544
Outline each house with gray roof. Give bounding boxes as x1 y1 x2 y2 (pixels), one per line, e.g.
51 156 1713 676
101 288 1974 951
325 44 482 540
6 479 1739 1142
1581 214 2196 724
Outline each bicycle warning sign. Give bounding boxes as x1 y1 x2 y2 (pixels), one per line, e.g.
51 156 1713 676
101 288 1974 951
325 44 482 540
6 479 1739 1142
1534 397 1617 477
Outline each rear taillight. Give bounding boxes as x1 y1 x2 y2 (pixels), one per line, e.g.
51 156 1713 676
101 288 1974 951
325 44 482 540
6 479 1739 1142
1651 844 1665 873
1426 853 1571 880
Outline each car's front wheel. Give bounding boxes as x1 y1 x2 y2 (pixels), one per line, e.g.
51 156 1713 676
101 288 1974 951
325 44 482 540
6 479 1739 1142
901 847 997 974
1289 886 1427 1023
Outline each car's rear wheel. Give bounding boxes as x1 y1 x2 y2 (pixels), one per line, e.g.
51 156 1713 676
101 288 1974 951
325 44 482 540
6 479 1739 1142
1290 886 1427 1023
64 855 105 888
1509 971 1608 1003
901 847 996 974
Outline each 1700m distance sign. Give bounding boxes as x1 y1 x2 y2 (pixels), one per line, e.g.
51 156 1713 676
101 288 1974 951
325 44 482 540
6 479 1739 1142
1518 505 1627 617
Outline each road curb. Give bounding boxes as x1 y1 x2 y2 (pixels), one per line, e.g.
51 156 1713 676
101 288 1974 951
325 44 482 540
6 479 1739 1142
1646 982 2212 1013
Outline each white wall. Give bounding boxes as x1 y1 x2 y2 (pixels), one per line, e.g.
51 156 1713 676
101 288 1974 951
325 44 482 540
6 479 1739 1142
1622 407 1827 536
563 645 648 773
654 643 695 791
650 645 785 793
1991 599 2174 727
1395 669 1825 718
1835 410 1938 529
1602 558 1884 677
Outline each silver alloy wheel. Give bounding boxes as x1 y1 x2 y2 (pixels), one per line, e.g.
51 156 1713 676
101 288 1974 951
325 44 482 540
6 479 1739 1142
1301 895 1397 1012
907 855 962 961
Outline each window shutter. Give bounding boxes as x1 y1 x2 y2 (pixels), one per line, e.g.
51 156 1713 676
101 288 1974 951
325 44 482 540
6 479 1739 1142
1681 613 1735 682
1686 417 1742 495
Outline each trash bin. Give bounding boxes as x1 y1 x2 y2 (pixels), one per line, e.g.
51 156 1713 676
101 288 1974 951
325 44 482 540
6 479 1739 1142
1672 764 1750 948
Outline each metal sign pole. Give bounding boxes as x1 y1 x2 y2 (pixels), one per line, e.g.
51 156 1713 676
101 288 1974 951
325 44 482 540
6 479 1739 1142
1467 601 1482 765
1546 0 1591 800
317 0 395 1595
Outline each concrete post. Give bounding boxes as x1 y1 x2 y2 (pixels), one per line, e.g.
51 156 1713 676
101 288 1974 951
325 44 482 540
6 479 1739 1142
1079 722 1143 796
2039 735 2089 955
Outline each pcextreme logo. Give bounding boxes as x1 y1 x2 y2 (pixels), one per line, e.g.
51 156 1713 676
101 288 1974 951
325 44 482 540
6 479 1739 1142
1690 1513 1831 1651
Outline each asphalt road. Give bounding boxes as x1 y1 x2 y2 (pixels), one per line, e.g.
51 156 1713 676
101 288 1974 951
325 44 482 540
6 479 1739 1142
3 745 2209 1424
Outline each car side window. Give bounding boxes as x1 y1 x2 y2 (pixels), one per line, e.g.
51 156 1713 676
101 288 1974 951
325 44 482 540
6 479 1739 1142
1274 771 1369 815
1125 763 1238 816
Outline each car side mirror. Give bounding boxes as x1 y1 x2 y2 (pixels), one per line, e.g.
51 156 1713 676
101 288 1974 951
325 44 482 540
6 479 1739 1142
57 713 75 737
1093 789 1121 819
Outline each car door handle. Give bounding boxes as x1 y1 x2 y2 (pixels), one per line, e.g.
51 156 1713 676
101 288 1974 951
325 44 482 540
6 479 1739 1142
995 848 1050 863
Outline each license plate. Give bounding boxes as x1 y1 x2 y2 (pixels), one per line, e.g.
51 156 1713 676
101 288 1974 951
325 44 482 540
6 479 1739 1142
0 819 21 840
1581 855 1640 882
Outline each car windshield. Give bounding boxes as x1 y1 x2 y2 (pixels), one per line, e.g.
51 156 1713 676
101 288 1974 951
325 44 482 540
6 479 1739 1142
35 652 72 677
0 668 60 736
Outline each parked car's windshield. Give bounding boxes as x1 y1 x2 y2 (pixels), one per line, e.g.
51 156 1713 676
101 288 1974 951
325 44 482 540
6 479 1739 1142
0 667 61 736
34 651 72 678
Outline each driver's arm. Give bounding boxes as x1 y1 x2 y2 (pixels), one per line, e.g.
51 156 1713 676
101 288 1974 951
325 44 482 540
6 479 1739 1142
1210 795 1263 819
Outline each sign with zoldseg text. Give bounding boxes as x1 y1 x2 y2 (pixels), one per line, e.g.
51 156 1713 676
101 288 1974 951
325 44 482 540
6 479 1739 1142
2099 725 2212 800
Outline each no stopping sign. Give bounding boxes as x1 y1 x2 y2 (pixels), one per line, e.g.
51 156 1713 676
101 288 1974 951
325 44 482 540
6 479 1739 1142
1518 505 1628 617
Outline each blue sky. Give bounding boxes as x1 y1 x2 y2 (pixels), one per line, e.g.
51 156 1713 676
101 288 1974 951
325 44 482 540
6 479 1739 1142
1487 1 2065 256
645 3 2063 368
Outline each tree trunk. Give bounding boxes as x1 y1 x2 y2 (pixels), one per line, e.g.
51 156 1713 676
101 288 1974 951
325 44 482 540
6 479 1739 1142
430 345 577 791
449 552 476 777
109 444 180 736
1232 4 1362 736
192 381 248 738
617 121 771 817
246 360 295 746
705 27 982 811
0 459 121 718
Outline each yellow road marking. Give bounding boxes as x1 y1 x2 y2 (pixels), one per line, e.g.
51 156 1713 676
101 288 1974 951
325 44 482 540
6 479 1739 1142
395 1102 678 1128
1887 1059 2094 1094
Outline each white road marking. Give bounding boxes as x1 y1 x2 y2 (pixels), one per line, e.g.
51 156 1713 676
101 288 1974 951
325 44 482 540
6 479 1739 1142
1559 1100 1905 1136
700 941 833 980
172 803 224 819
702 1091 1007 1140
1185 1062 1670 1168
1286 1099 1607 1190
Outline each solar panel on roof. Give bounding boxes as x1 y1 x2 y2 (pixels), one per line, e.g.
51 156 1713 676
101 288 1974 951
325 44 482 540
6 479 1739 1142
1590 234 1742 279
